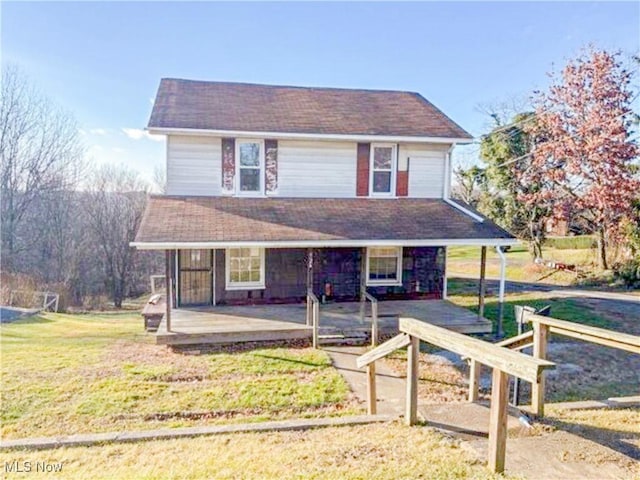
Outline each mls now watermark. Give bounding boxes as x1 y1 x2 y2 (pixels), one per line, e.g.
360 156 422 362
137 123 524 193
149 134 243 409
5 460 64 474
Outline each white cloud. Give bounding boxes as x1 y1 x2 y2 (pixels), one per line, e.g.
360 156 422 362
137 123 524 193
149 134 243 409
78 128 87 136
112 147 125 153
122 128 163 142
89 128 108 135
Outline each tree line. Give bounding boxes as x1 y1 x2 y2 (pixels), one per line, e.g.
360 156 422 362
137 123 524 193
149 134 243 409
453 47 639 274
1 66 161 309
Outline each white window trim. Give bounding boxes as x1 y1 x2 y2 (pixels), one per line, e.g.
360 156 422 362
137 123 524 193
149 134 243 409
235 139 265 197
225 247 266 290
366 246 403 286
369 143 397 197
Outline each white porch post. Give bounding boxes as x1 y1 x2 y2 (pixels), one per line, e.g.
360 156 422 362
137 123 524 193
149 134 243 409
495 246 507 338
306 248 314 326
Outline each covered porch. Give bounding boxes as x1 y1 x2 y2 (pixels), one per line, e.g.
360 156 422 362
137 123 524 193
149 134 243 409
134 196 516 347
155 299 493 346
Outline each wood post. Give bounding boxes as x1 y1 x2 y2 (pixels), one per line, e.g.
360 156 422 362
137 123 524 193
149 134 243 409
488 368 509 474
371 300 378 347
478 246 487 319
164 250 172 333
468 359 481 402
532 322 549 417
405 335 419 426
367 363 377 415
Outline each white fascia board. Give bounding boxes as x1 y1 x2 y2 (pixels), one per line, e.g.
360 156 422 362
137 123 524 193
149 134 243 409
131 238 519 250
444 198 485 223
146 127 473 145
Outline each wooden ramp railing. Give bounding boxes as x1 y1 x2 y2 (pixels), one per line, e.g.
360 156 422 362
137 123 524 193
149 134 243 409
468 311 640 416
357 317 555 473
468 330 534 402
523 312 640 417
361 292 379 347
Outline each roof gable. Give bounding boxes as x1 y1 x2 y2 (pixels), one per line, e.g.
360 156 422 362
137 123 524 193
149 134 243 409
148 79 472 139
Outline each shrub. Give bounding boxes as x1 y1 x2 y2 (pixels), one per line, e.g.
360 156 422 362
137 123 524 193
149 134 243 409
613 259 640 289
544 235 597 250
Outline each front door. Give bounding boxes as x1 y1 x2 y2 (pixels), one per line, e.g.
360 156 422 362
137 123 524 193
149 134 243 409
179 249 213 306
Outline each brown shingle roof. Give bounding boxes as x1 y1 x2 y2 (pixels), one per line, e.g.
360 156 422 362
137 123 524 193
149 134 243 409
148 79 472 139
134 196 513 246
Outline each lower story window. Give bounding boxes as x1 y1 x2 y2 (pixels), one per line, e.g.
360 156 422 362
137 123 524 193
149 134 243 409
367 246 402 286
226 247 265 290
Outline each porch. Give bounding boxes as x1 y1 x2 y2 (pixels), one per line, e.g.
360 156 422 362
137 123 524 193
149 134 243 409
155 299 492 346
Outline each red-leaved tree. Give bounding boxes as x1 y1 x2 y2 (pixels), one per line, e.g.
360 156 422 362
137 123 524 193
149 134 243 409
518 48 639 269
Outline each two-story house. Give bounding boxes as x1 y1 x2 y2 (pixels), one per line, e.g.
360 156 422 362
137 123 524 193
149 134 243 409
133 79 515 343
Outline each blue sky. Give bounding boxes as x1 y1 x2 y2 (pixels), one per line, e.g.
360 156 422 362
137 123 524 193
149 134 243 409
3 1 639 181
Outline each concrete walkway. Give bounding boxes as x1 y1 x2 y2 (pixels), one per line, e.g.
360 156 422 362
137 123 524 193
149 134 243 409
324 346 407 416
326 345 639 479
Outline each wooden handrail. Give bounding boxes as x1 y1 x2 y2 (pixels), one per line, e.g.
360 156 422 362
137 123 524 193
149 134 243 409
495 330 534 351
362 292 379 346
356 333 411 368
468 330 534 403
525 313 640 355
400 317 554 384
357 317 556 474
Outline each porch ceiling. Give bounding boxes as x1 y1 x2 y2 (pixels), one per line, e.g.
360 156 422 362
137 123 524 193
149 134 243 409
133 196 515 249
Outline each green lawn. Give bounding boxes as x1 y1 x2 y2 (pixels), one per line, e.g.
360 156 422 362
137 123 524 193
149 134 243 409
0 313 358 439
446 278 614 338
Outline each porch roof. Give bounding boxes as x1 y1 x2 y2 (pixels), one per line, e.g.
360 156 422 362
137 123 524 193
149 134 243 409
133 196 516 249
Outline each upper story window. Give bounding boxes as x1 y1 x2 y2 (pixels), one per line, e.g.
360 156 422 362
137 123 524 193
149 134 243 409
236 140 264 195
369 144 396 196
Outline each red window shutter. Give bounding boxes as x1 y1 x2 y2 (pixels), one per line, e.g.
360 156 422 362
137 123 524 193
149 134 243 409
356 143 370 196
222 138 235 193
265 139 278 193
396 171 409 196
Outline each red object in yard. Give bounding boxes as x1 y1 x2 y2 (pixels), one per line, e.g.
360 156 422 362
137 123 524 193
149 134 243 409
324 282 333 297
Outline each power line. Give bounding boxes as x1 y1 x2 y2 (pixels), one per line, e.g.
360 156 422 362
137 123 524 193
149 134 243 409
487 100 639 169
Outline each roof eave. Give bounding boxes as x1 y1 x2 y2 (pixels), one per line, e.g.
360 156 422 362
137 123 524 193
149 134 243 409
146 127 474 145
131 238 518 250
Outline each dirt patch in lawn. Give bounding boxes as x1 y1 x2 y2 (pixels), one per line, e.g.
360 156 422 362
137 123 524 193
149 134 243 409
383 350 472 403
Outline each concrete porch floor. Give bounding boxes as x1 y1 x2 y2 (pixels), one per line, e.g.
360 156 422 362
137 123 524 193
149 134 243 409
155 299 492 346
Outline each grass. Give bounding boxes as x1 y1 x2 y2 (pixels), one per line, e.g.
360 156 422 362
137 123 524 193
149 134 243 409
545 407 640 475
0 313 359 439
0 422 510 480
447 243 597 286
447 286 613 338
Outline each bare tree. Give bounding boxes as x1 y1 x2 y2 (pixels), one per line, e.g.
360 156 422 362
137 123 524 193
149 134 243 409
84 165 149 307
152 164 166 193
475 95 532 129
0 65 84 269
